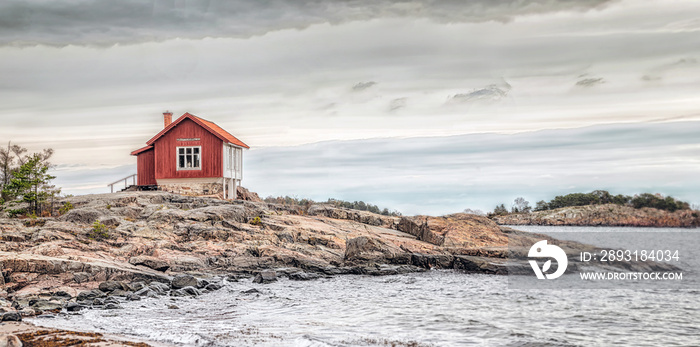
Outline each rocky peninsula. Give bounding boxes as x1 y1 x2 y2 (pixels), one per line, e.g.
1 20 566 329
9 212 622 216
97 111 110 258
492 204 700 227
0 191 682 345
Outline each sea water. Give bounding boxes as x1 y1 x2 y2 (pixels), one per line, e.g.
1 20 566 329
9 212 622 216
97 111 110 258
30 227 700 346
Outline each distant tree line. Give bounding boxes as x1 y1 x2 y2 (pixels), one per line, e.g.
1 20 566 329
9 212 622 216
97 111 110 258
0 142 59 217
263 195 402 216
534 190 690 212
487 190 692 217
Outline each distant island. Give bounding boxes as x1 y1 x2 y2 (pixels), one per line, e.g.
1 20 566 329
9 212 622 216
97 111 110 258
488 190 700 227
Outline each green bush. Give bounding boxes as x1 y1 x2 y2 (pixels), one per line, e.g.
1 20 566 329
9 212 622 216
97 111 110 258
7 208 25 218
87 221 110 241
249 216 261 225
59 201 74 215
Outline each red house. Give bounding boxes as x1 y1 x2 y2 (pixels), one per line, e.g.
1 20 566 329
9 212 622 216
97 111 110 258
130 112 249 199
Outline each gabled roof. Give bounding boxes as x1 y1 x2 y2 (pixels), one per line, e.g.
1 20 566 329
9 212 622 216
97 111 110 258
130 145 154 156
145 112 250 149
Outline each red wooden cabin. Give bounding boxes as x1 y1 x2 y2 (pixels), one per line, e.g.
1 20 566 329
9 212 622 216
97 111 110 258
130 112 249 199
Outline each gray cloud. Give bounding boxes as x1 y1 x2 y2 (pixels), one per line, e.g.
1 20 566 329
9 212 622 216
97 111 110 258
575 77 605 87
448 82 511 104
0 0 618 47
352 81 377 91
389 98 407 112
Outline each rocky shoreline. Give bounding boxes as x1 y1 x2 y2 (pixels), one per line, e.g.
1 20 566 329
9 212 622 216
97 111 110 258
492 204 700 227
0 192 681 345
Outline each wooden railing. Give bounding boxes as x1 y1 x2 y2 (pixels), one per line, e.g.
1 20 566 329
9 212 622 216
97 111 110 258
108 174 137 193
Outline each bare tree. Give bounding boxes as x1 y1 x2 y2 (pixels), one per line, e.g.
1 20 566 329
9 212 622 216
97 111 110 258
463 208 485 216
512 197 531 213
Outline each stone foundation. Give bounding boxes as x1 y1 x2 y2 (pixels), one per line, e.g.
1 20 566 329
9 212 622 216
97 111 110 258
157 181 224 196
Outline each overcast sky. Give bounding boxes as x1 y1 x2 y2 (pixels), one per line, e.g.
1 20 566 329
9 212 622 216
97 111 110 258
1 0 698 214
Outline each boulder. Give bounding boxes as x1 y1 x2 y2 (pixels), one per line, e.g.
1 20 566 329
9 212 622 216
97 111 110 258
252 270 277 284
98 280 129 292
129 256 170 272
171 274 198 289
1 312 21 321
30 299 63 313
65 302 84 312
148 282 171 294
110 289 130 297
170 286 201 297
77 289 106 301
0 334 22 347
129 281 146 291
237 186 263 202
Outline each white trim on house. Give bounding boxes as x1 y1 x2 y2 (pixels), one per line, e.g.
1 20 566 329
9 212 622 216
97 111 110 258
222 143 245 199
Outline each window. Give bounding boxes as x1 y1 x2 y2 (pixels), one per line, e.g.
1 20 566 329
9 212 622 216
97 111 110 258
177 146 201 170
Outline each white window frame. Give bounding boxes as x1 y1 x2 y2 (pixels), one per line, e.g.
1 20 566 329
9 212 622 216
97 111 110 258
176 146 202 171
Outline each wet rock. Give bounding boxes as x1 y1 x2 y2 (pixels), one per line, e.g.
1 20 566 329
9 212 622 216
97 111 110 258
204 283 223 291
253 270 277 284
104 297 120 305
411 254 454 269
241 288 261 295
2 311 22 321
363 264 424 276
92 298 105 306
171 274 198 289
99 280 129 293
110 289 130 297
18 309 35 317
65 302 84 312
197 279 209 289
148 282 171 295
126 293 141 301
288 272 322 281
77 289 107 301
134 288 156 297
129 281 146 291
170 286 201 297
105 302 122 309
129 256 170 272
168 304 179 309
453 255 507 275
30 299 63 313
